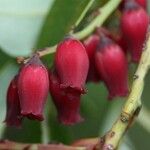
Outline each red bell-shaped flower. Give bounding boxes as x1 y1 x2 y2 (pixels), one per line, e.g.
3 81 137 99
120 0 147 11
95 36 129 99
49 70 82 125
18 55 49 121
4 76 22 127
83 34 100 82
136 0 147 9
55 37 89 93
116 34 128 54
120 0 149 62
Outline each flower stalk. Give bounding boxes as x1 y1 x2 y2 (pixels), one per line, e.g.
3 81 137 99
99 27 150 150
73 0 121 40
17 0 121 64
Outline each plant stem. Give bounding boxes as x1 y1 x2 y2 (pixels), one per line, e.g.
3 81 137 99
41 116 50 144
17 46 56 64
100 29 150 150
18 0 121 63
37 45 57 57
73 0 121 40
73 0 95 29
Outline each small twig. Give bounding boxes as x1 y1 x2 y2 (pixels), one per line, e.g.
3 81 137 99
17 45 56 64
36 45 57 57
73 0 95 30
73 0 121 40
17 0 121 64
99 28 150 150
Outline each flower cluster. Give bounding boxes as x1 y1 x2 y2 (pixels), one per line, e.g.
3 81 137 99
4 0 149 127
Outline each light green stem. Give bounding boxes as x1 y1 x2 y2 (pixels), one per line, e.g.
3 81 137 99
73 0 121 39
20 0 121 64
74 0 95 29
101 29 150 150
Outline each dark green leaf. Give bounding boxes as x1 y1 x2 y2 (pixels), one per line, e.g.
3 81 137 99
37 0 91 48
0 50 12 69
3 119 42 143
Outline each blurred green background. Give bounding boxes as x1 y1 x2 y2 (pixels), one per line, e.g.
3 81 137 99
0 0 149 150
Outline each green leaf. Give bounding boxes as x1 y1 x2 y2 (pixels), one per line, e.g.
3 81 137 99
120 136 136 150
0 0 54 57
136 106 150 133
37 0 91 48
129 122 150 150
0 50 13 69
3 119 42 143
99 98 124 135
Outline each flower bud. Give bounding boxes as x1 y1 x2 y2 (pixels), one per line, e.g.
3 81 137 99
83 34 100 82
95 36 129 99
49 71 82 125
120 0 149 62
4 76 22 127
55 37 89 93
18 55 49 121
